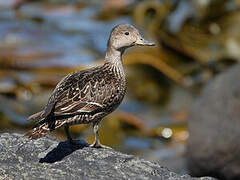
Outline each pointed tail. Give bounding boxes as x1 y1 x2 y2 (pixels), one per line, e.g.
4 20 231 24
24 123 50 139
25 111 65 140
25 111 49 139
27 111 45 121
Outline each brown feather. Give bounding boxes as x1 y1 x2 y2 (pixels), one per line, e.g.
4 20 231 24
27 111 44 121
24 124 49 139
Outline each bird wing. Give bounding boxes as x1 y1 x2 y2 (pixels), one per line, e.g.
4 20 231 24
42 67 113 118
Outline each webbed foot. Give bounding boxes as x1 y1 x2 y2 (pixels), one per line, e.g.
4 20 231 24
90 142 112 149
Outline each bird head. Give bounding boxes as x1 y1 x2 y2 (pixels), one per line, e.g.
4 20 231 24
107 24 155 52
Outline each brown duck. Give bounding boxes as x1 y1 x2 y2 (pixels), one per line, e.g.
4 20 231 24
25 24 155 148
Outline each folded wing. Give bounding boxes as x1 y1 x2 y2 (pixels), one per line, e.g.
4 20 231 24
42 67 112 119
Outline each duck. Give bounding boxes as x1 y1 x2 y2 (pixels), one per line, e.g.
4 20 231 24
25 24 155 148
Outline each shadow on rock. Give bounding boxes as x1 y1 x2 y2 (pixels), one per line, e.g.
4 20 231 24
39 139 89 163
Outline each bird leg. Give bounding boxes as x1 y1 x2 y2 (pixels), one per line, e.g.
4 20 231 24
64 125 76 145
90 122 111 149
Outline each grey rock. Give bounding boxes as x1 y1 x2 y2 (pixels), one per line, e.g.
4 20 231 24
0 133 215 180
187 64 240 179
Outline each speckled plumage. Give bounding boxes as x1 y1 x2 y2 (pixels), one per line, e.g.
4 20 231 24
25 24 154 147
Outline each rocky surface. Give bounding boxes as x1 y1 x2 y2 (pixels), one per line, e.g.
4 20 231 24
187 64 240 179
0 133 215 180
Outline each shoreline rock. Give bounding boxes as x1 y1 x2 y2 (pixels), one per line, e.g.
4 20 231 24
0 133 215 180
187 64 240 179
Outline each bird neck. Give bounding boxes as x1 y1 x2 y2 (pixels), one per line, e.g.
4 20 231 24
105 45 123 63
104 46 125 78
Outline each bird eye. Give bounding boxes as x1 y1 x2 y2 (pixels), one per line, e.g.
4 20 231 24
125 32 129 35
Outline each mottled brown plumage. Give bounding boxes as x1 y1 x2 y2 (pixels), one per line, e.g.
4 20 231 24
25 24 154 148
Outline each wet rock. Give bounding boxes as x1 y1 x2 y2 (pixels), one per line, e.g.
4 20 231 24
187 64 240 179
0 133 215 180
